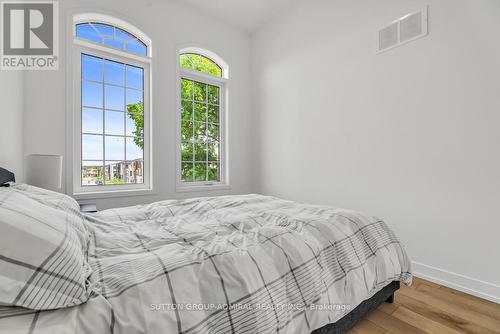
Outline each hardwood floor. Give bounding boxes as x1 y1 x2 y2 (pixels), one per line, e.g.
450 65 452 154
348 277 500 334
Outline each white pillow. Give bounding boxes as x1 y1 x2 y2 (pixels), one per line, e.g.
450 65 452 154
0 184 93 310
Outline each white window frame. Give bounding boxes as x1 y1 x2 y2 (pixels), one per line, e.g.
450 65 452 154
175 46 229 192
70 14 153 198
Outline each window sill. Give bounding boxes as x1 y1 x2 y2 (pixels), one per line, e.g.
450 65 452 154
73 188 155 200
176 183 231 193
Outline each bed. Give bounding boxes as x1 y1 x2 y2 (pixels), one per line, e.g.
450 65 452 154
0 179 412 334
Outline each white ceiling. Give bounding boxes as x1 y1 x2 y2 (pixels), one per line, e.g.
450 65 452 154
180 0 298 33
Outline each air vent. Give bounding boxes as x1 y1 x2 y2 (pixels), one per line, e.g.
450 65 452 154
377 7 428 53
379 23 399 50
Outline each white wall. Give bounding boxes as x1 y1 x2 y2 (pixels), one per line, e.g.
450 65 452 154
252 0 500 302
0 72 23 181
23 0 254 209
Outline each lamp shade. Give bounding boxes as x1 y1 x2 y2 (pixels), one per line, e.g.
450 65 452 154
25 154 63 192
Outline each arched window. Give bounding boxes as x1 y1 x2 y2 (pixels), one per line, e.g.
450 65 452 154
71 14 152 195
177 48 228 189
76 22 147 56
180 53 222 77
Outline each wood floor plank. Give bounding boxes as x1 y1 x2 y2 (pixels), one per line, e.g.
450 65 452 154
377 301 398 315
366 309 426 334
399 283 500 332
411 277 441 289
392 305 463 334
394 291 500 334
418 284 500 322
351 319 387 334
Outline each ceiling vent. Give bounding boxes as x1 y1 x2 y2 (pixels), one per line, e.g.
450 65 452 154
377 7 428 54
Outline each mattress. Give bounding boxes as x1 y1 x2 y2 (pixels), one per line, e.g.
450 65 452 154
0 192 412 334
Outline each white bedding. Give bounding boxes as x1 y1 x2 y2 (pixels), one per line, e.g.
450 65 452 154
0 189 412 334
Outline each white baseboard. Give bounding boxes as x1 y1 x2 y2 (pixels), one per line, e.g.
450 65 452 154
412 261 500 304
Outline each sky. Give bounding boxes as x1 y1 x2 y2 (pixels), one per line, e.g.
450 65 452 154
81 54 144 165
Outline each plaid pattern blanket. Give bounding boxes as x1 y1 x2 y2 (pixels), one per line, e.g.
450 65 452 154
0 194 411 334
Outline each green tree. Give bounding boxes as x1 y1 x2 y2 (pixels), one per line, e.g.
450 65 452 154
127 101 144 149
179 78 221 183
180 53 222 77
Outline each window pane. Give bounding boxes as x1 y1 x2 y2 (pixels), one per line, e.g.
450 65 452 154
193 82 206 102
190 54 203 72
125 160 144 184
207 64 222 77
126 65 143 90
105 85 125 111
181 142 193 161
181 79 193 100
208 104 219 123
194 143 206 161
193 102 206 122
207 141 219 161
181 121 193 142
82 161 103 186
115 27 134 42
105 110 124 135
181 100 192 123
207 162 220 181
181 162 194 182
105 60 125 86
126 112 143 137
104 38 124 50
76 24 102 44
105 136 124 160
77 23 147 57
104 161 125 185
126 39 147 56
179 54 193 69
194 122 206 140
207 123 219 142
126 89 143 107
201 57 222 77
82 108 103 134
126 137 143 160
82 135 103 160
194 163 207 181
82 81 103 108
93 23 113 38
82 54 102 82
208 85 219 105
179 53 222 77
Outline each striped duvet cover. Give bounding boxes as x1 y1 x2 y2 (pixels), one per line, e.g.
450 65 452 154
0 193 412 334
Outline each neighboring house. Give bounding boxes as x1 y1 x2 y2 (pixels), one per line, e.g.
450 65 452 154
82 159 143 185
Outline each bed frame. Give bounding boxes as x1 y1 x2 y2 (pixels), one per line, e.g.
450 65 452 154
312 281 400 334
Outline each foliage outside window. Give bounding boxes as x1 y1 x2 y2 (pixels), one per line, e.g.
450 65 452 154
180 53 222 77
179 52 224 184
